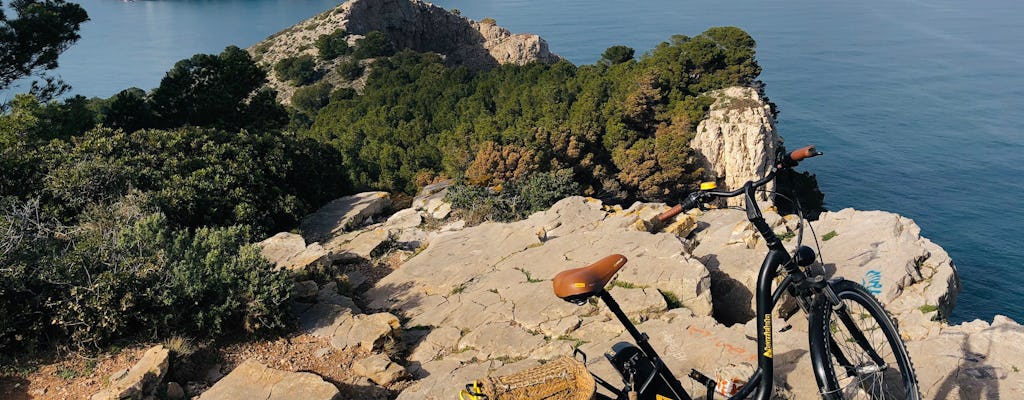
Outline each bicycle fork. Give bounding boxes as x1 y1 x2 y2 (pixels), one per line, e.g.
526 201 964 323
809 280 888 396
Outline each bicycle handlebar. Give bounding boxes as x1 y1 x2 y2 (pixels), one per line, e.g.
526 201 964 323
789 145 820 162
655 145 821 222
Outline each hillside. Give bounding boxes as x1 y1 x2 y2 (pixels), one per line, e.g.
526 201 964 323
247 0 559 104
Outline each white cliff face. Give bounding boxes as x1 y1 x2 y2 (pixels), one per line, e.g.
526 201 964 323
247 0 559 103
692 86 781 206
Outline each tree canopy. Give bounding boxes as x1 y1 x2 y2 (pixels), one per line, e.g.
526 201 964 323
600 45 635 65
150 46 287 131
305 27 762 202
0 0 88 101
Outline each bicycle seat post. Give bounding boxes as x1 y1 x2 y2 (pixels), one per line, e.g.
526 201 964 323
597 290 691 400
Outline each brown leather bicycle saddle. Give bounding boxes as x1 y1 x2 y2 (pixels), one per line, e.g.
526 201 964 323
553 254 627 304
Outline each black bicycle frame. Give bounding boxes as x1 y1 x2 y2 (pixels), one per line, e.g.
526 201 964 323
600 176 816 400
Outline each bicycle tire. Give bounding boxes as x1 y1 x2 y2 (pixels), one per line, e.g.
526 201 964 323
809 279 920 400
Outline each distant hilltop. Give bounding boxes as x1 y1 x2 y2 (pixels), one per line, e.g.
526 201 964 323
247 0 560 103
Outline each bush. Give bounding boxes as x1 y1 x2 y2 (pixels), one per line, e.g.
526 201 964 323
291 82 333 115
274 55 318 85
315 29 350 60
43 126 350 235
465 141 540 186
445 169 580 223
337 59 364 80
0 196 291 352
353 31 394 59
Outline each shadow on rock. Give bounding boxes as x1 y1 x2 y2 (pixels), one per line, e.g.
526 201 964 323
701 254 755 325
932 327 1007 400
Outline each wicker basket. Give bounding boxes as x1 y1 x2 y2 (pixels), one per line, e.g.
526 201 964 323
461 356 595 400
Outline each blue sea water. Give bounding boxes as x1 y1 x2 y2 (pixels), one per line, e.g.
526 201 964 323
6 0 1023 323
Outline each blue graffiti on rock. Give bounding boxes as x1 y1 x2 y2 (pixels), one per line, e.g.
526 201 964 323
861 269 882 295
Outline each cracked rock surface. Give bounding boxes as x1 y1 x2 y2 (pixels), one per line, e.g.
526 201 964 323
197 359 339 400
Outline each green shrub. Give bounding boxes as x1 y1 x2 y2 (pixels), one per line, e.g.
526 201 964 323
0 196 291 352
291 82 334 115
315 29 350 60
337 59 364 80
274 55 318 85
43 126 350 235
353 31 394 59
446 169 580 222
330 87 357 101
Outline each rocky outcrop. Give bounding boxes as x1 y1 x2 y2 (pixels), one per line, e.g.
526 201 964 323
691 87 780 206
360 197 965 399
92 345 170 400
197 359 339 400
258 232 332 271
412 180 452 220
248 0 559 103
691 206 961 330
341 0 558 68
235 180 1009 399
299 191 391 243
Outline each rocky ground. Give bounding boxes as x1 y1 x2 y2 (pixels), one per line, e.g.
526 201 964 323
5 182 1023 399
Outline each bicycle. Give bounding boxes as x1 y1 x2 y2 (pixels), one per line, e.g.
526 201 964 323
548 145 920 400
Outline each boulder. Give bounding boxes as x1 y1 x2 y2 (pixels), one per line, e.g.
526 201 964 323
257 232 332 271
197 359 339 400
690 207 960 330
292 280 319 301
331 312 401 352
299 192 391 243
352 354 409 386
324 228 392 261
807 208 961 326
316 282 362 313
384 208 422 230
413 180 452 220
92 345 170 400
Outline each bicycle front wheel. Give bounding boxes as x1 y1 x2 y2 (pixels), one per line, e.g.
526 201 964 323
809 279 920 400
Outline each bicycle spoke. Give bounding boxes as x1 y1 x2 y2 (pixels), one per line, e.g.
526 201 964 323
829 298 906 399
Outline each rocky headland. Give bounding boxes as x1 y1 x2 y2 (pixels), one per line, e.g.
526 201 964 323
78 84 1018 400
247 0 559 103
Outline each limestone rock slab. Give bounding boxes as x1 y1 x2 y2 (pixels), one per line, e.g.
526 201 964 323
331 312 401 352
197 359 338 400
300 192 390 243
257 232 332 271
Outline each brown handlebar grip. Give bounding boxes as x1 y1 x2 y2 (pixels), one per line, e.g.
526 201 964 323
790 145 818 162
657 205 684 223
